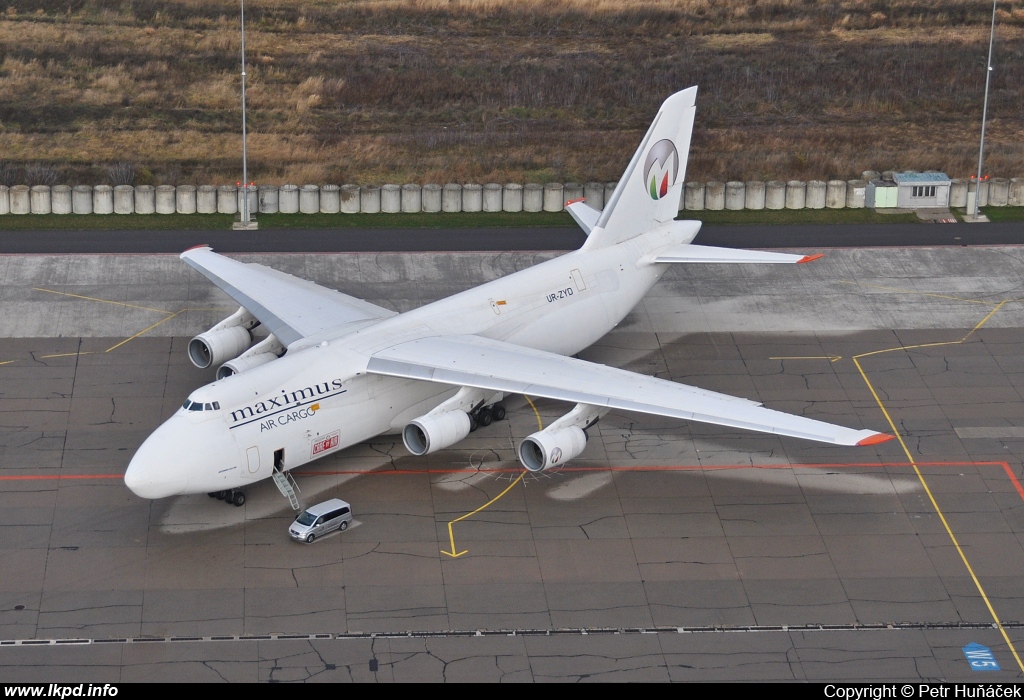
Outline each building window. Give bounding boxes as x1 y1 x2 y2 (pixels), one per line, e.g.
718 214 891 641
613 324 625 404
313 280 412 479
912 185 936 198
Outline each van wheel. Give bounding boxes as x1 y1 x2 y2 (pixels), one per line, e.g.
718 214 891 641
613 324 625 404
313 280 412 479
340 521 348 531
232 492 245 507
306 534 315 543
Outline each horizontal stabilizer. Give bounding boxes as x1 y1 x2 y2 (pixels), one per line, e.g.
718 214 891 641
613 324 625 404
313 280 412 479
654 244 825 265
566 200 601 235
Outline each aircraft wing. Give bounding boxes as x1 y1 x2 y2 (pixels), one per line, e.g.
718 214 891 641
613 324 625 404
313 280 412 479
366 334 891 446
181 245 397 346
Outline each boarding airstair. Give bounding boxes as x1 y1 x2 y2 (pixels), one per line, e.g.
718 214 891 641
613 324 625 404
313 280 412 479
272 468 302 511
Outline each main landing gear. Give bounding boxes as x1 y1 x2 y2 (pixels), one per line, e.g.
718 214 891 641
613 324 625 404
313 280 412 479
208 489 246 507
468 402 507 432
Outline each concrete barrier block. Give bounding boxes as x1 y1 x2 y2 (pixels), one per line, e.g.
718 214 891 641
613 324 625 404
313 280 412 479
236 186 257 217
421 183 442 213
51 185 72 214
442 184 462 212
744 181 766 210
949 179 968 208
320 184 341 213
462 184 483 212
175 185 196 214
846 180 867 208
217 185 237 214
380 184 400 213
280 184 299 213
482 183 502 212
9 185 29 214
502 183 523 213
523 183 543 212
258 185 279 214
785 181 807 209
134 185 155 214
359 185 380 214
683 182 704 211
704 181 725 210
196 185 217 214
825 180 847 209
1009 178 1024 207
542 183 564 212
0 185 9 215
340 184 360 213
93 185 114 214
113 185 134 214
401 184 421 213
806 180 826 209
765 181 786 210
153 185 174 214
989 178 1009 207
72 185 93 214
30 185 51 214
724 181 744 210
299 185 319 214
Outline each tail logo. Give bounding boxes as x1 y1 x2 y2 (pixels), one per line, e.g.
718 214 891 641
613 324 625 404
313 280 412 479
643 139 679 200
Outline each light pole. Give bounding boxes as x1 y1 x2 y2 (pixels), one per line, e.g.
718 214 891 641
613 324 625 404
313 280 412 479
972 0 997 220
234 0 257 230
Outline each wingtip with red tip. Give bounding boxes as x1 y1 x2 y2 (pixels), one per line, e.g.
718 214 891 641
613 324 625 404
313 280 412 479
797 254 825 264
857 433 896 446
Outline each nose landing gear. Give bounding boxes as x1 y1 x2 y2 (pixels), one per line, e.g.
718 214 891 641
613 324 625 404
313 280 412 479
208 490 246 507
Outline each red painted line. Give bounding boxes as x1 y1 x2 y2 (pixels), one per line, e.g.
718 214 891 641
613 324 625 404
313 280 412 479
0 474 122 481
6 461 1022 503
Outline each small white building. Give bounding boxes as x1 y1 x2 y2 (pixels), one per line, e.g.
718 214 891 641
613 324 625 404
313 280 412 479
893 172 950 208
866 180 898 209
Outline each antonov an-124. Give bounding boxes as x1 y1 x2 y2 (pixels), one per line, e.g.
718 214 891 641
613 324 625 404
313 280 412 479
124 87 893 507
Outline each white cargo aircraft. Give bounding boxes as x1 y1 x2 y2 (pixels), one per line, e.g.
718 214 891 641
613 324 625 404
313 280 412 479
125 87 892 506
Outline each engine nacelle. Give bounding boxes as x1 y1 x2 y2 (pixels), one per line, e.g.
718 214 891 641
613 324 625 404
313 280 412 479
217 351 277 379
189 326 252 369
188 307 259 369
216 334 285 379
518 426 587 472
403 410 472 456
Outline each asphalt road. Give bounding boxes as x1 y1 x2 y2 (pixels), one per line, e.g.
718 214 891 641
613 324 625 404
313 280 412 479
0 221 1021 254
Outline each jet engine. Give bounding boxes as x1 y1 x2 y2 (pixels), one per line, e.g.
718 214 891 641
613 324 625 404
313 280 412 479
402 386 501 456
216 335 285 379
518 425 587 472
188 307 260 369
403 410 472 456
516 403 608 472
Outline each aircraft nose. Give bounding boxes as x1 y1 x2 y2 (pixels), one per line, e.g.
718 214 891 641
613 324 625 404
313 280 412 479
125 423 191 499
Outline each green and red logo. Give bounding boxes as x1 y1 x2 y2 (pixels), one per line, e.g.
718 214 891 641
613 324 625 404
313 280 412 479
643 139 679 200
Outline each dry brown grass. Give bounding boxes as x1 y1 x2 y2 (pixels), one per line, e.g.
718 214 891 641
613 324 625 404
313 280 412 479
0 0 1021 185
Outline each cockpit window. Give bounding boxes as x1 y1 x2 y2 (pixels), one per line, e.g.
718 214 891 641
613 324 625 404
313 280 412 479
182 400 221 412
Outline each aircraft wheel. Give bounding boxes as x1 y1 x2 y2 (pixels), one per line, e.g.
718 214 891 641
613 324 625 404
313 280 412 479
340 521 348 532
478 408 492 427
207 492 218 498
215 490 228 500
492 403 506 421
468 412 478 432
232 492 246 507
306 534 315 544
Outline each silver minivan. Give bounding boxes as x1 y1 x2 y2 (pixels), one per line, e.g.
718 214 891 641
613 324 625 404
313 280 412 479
289 498 353 543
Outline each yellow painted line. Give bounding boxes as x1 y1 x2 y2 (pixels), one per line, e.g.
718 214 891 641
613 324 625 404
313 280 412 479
39 352 95 359
33 288 174 315
0 360 17 366
838 280 991 305
441 397 544 558
441 473 525 559
105 310 186 353
523 395 544 432
770 355 842 363
853 301 1023 673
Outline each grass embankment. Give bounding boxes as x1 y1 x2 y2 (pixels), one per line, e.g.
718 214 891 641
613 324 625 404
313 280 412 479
0 208 938 231
0 1 1022 186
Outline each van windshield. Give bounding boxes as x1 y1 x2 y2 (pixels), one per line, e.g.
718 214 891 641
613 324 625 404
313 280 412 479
295 511 316 526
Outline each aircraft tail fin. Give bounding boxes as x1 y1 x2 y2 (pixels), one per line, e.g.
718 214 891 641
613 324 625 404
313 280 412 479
582 87 697 250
